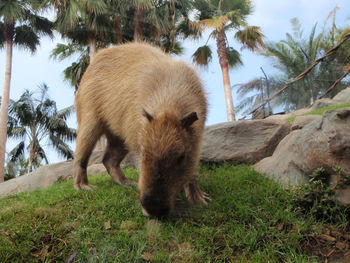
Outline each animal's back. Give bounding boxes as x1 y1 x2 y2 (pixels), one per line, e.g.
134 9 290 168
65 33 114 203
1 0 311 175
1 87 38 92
76 42 207 151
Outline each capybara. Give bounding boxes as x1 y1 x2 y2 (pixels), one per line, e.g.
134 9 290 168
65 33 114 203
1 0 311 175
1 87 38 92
74 42 208 218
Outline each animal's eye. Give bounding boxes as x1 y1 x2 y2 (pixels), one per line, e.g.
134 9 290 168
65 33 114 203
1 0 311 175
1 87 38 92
177 152 185 164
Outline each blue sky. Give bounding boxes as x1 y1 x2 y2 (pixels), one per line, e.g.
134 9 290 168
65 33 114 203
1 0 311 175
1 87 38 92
1 0 349 163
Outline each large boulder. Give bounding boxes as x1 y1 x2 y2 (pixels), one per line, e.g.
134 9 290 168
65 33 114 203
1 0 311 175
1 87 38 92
265 107 312 121
88 151 139 169
332 87 350 103
255 108 350 186
291 115 321 130
311 98 339 110
0 161 73 197
200 119 291 164
0 150 140 198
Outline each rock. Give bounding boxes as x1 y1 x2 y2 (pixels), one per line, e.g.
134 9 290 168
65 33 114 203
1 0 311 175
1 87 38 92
291 115 321 130
200 119 291 164
254 130 309 185
0 161 73 197
311 98 339 110
332 87 350 103
335 186 350 206
87 163 107 175
0 151 139 198
255 108 350 192
265 108 312 121
88 151 139 169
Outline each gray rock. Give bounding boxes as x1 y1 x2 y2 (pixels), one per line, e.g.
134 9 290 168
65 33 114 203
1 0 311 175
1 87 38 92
88 151 139 169
87 163 107 175
332 87 350 103
291 115 321 130
265 108 312 121
255 108 350 205
200 119 291 164
0 161 73 197
311 98 339 110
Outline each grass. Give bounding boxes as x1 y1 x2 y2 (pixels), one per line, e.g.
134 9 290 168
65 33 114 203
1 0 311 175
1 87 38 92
286 102 350 123
0 165 343 262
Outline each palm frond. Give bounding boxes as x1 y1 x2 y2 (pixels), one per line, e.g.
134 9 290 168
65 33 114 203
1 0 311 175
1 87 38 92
0 22 5 48
57 105 75 120
160 38 184 55
49 134 74 160
50 43 85 61
192 45 212 67
13 25 39 53
27 12 54 38
176 18 202 39
7 126 26 140
235 78 261 95
226 47 242 68
9 141 25 162
224 9 244 27
235 25 265 51
0 0 27 22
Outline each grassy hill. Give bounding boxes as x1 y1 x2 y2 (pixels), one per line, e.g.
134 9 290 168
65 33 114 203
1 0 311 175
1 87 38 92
0 165 348 262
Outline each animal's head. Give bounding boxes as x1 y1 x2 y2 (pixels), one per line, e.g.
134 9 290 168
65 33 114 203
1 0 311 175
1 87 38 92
139 109 199 218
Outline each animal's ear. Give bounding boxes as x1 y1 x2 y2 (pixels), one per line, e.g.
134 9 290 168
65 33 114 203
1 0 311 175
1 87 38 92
142 109 154 122
181 112 198 127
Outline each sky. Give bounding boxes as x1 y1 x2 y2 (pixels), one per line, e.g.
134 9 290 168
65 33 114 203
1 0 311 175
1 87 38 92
0 0 349 163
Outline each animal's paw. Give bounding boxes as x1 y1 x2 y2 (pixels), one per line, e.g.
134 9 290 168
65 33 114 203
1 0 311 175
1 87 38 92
74 183 97 190
185 181 211 205
188 189 211 205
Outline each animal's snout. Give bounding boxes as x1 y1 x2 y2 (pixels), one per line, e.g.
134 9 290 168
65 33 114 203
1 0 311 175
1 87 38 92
141 194 170 218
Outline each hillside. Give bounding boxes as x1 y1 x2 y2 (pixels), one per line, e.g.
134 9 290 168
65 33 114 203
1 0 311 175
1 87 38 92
1 165 349 262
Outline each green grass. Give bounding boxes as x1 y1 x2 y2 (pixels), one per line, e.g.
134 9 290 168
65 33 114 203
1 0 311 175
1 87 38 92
0 165 332 262
286 102 350 123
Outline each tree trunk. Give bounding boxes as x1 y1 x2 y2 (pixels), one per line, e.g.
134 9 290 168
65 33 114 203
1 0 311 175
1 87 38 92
133 6 145 42
169 0 176 51
0 29 14 182
88 33 97 61
28 146 35 173
216 31 236 122
113 16 123 44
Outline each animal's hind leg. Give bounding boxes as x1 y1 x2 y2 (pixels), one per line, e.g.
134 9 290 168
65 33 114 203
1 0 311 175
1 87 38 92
74 118 103 190
103 133 135 185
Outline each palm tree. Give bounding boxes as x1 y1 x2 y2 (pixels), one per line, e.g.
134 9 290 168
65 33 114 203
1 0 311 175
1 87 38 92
6 84 76 173
234 76 283 116
192 0 265 122
264 17 350 111
50 42 89 91
0 0 53 182
50 0 110 61
131 0 152 41
4 154 28 180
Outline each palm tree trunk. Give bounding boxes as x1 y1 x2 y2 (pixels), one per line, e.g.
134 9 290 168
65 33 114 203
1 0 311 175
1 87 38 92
169 0 176 51
88 33 97 61
0 36 13 182
216 31 236 122
113 16 123 44
133 6 145 42
28 146 34 173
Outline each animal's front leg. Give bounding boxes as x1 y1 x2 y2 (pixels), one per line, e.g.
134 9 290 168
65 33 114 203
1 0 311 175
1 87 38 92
184 179 210 205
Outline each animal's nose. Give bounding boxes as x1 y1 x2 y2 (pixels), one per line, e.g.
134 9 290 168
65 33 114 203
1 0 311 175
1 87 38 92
141 196 170 218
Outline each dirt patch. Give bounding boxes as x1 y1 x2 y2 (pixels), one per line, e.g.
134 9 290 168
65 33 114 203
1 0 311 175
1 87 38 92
302 225 350 263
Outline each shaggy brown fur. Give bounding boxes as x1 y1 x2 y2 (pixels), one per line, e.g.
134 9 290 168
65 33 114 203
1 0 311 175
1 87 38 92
74 42 208 218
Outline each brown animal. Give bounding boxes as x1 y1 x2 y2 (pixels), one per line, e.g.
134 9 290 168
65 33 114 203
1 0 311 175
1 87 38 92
74 42 208 218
